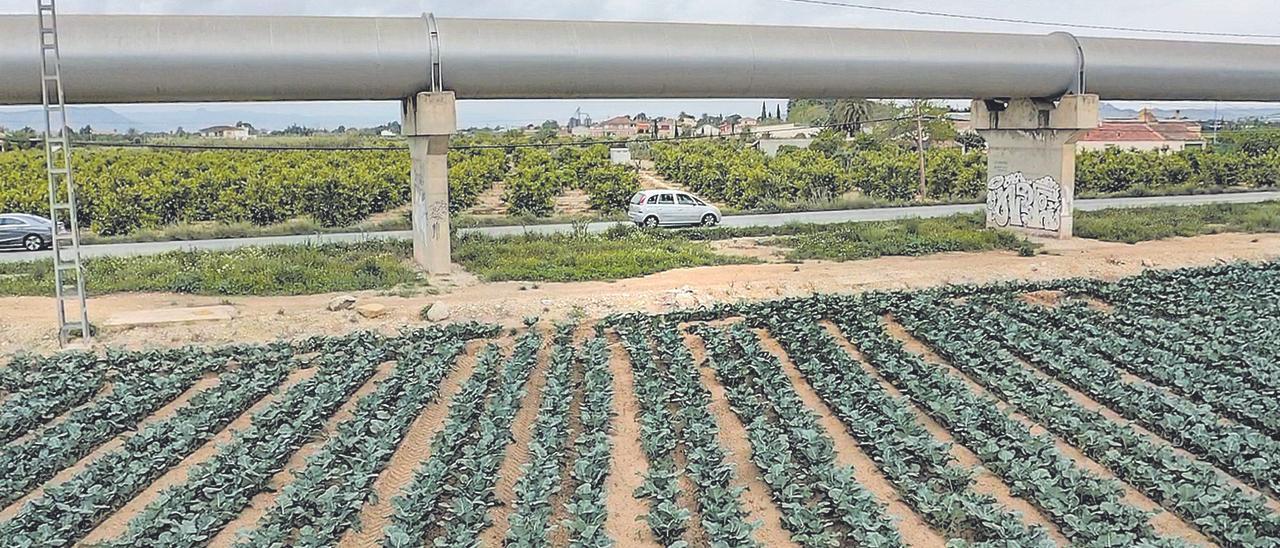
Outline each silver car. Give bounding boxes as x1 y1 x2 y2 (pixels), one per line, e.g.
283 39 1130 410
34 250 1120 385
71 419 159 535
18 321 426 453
628 189 722 228
0 214 55 251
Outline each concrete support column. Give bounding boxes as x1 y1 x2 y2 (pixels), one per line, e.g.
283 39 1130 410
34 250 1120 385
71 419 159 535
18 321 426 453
401 91 456 273
972 94 1099 239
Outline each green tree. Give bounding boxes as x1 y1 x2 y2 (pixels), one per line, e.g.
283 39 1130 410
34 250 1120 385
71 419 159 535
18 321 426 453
831 99 873 136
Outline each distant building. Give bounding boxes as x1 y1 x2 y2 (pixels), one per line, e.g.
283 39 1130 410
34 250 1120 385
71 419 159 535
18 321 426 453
1077 108 1205 152
600 115 638 137
947 112 973 134
756 138 816 156
753 123 819 139
695 124 722 137
198 125 254 140
610 147 633 165
379 129 397 137
676 114 698 129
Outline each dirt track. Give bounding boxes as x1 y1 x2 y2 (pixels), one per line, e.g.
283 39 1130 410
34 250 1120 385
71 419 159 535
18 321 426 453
2 232 1278 356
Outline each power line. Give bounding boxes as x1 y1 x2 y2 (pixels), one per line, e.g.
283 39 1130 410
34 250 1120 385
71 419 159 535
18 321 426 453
2 115 928 152
772 0 1280 40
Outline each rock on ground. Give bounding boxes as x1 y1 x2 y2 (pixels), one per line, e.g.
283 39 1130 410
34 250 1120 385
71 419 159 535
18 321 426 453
356 303 389 319
328 295 358 311
425 302 451 322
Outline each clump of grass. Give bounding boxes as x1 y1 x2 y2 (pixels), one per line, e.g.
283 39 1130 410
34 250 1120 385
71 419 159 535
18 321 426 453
766 212 1034 261
1075 201 1280 243
0 241 420 297
453 227 754 282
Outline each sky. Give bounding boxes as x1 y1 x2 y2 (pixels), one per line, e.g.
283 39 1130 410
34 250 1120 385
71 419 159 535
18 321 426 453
1 0 1278 129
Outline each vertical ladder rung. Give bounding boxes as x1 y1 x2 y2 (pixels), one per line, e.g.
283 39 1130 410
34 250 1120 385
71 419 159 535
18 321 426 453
41 0 90 347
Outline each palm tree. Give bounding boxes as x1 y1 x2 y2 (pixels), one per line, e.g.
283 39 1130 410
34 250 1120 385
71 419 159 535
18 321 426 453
831 99 873 136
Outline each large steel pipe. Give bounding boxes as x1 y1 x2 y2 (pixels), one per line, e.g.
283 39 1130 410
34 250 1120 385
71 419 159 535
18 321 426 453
1 14 1279 104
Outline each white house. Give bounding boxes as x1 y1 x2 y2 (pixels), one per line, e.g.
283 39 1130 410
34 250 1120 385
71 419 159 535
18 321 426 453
752 123 819 139
756 138 816 156
198 125 254 140
695 124 722 137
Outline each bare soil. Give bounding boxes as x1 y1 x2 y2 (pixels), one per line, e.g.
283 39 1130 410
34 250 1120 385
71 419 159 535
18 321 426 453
339 339 496 547
481 339 553 546
5 233 1276 357
601 332 661 547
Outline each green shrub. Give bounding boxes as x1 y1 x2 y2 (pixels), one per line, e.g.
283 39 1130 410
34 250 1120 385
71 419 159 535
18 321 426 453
453 228 753 282
1075 201 1280 243
0 241 421 296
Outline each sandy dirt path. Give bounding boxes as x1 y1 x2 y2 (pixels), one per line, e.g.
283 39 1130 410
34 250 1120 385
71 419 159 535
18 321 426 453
2 233 1277 357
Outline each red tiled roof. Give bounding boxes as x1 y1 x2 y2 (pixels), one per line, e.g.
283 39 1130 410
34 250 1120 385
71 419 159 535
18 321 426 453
1081 120 1202 143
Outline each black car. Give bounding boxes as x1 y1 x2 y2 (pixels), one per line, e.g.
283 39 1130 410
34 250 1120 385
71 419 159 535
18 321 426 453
0 214 55 251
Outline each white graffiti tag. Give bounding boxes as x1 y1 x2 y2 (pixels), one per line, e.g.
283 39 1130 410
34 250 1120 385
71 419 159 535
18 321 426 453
986 172 1062 231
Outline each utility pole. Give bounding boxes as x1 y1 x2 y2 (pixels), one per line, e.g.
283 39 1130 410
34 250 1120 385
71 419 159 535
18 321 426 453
915 100 927 200
1212 101 1220 146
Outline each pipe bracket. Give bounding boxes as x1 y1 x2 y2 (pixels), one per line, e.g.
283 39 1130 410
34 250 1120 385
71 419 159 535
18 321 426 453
1052 31 1086 96
423 13 442 93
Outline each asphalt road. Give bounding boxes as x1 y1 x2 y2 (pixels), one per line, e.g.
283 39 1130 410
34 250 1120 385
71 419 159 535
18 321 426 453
2 191 1277 263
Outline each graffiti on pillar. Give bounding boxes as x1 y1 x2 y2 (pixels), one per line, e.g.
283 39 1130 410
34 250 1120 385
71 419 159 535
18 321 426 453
986 172 1062 231
428 201 450 223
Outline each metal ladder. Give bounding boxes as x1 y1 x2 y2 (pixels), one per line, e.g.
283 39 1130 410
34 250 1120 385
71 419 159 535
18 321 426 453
37 0 90 346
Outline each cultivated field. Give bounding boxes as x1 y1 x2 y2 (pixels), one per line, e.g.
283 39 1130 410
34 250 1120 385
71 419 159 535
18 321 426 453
1 261 1278 547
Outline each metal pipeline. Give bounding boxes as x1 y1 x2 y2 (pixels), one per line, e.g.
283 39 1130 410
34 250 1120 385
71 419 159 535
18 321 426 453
0 14 1278 104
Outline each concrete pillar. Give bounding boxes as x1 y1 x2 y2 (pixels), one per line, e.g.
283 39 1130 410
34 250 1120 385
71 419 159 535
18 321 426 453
972 94 1099 239
401 91 456 273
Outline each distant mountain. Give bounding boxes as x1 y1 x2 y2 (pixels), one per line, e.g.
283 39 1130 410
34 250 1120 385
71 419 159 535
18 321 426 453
1100 103 1280 122
3 101 1277 134
0 103 401 133
0 106 137 132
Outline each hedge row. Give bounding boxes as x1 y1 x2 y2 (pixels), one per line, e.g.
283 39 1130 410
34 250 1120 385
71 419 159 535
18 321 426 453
0 145 638 235
654 138 1280 210
651 139 986 209
503 145 639 217
1077 147 1280 193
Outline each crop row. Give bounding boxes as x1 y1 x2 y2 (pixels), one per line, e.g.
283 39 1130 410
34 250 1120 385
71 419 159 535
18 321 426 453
1104 265 1280 387
1025 301 1280 439
694 322 903 547
232 325 487 547
383 329 543 547
0 343 297 546
0 349 230 507
612 323 690 543
506 326 579 546
749 302 1053 546
954 294 1280 499
885 293 1280 547
0 352 105 445
826 304 1174 547
615 320 758 546
102 332 398 547
560 334 616 547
